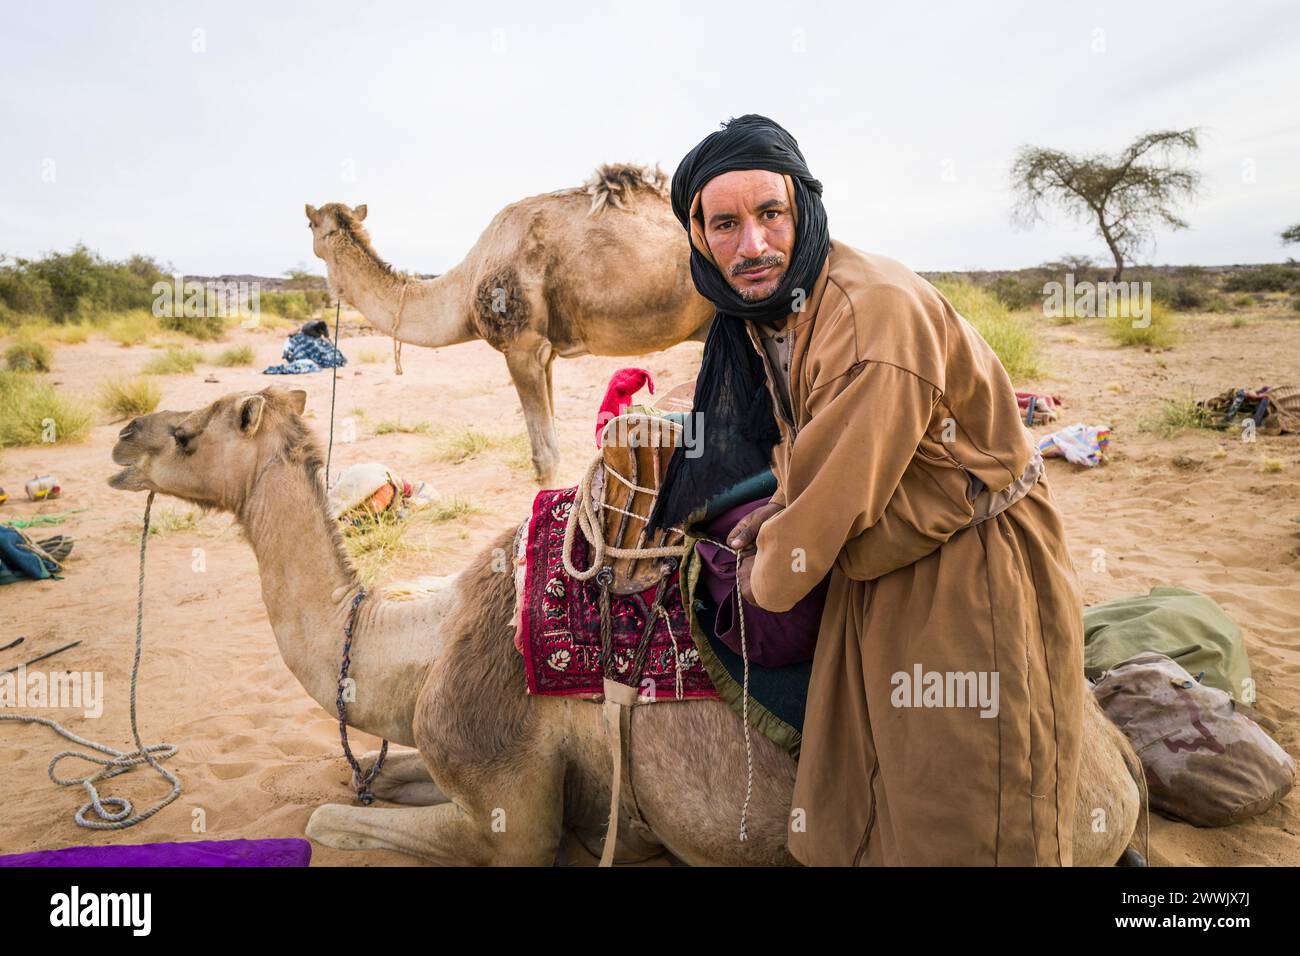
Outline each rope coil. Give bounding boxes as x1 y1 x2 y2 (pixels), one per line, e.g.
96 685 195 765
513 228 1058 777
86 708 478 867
0 491 182 829
561 451 686 582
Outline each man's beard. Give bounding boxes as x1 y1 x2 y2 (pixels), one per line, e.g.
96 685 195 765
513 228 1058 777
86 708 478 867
728 254 786 301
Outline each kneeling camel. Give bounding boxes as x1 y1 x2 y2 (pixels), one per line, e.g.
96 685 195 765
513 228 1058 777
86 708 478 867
109 387 1143 865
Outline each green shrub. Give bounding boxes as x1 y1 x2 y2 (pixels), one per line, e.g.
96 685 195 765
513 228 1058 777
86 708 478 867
159 310 225 341
374 418 432 435
0 246 166 320
0 371 93 446
259 291 312 321
143 347 203 375
1105 298 1177 348
1222 265 1299 294
1142 396 1214 438
107 311 160 346
0 266 54 316
430 425 533 464
1166 278 1209 311
99 376 161 419
990 275 1041 311
4 337 52 372
44 322 93 344
213 344 255 366
932 279 1040 379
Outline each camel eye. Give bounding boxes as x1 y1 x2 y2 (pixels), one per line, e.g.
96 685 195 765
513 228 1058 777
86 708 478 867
173 429 194 453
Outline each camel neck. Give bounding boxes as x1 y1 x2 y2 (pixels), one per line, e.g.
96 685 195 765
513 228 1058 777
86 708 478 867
325 237 478 348
237 458 444 746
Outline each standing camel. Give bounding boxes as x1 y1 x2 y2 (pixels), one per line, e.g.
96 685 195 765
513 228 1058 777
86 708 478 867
108 387 1144 866
305 164 714 487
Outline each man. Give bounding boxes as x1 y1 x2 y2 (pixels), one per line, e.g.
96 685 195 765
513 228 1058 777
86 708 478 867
648 115 1085 866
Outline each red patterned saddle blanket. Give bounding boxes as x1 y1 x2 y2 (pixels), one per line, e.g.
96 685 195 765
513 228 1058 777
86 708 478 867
513 486 718 701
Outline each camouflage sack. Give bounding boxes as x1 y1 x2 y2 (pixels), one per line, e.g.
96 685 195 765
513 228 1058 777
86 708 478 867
1198 385 1300 435
1092 653 1295 827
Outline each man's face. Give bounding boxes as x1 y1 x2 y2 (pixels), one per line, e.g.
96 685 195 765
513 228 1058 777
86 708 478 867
699 169 795 302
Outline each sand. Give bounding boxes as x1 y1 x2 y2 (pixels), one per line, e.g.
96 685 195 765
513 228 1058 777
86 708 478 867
1 310 1297 866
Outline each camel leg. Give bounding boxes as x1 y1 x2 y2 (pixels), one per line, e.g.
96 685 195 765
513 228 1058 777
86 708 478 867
361 748 449 807
504 345 562 487
307 756 567 865
544 350 557 419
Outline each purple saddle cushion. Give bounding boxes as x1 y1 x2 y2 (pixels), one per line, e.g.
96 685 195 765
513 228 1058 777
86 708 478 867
694 496 829 667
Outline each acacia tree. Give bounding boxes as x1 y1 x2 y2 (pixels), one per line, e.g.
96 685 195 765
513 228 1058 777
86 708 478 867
1282 223 1300 245
1011 129 1202 282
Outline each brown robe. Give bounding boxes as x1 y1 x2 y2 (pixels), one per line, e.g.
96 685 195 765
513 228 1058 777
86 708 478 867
742 240 1085 866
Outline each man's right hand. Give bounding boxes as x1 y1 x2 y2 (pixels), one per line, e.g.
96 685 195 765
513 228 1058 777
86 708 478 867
727 500 784 553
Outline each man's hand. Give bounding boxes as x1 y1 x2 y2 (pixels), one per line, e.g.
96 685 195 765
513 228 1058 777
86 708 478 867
729 501 782 606
727 500 784 552
737 551 756 605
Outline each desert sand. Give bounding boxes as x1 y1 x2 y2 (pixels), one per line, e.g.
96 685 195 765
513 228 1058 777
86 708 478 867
1 309 1298 866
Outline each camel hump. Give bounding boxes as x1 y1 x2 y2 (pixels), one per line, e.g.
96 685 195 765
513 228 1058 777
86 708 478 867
583 163 669 215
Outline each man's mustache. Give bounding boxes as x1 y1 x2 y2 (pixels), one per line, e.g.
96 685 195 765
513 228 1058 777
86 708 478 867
731 254 785 276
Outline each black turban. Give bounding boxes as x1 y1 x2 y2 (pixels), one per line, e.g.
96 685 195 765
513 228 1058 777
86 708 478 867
646 114 830 536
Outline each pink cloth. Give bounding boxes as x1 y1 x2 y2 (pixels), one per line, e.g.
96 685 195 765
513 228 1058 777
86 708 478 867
595 368 654 447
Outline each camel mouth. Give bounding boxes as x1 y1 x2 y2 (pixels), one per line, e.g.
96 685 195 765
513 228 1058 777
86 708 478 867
108 464 146 491
109 432 151 490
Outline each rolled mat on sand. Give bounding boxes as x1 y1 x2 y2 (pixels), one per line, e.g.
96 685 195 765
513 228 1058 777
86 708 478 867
0 838 312 867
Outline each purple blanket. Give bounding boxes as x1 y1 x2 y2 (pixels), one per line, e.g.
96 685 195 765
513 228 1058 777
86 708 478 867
0 838 312 868
695 497 829 667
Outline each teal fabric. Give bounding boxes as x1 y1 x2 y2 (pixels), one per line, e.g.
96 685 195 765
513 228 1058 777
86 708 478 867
681 532 805 758
1083 587 1253 703
0 526 56 585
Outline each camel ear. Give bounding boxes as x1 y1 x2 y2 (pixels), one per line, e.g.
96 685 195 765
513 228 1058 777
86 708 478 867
285 389 307 416
237 394 267 435
353 204 367 221
305 204 321 226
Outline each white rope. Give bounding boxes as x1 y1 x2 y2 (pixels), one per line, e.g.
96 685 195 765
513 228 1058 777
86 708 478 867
390 280 410 375
710 540 755 844
561 429 758 840
0 491 181 829
561 452 686 581
658 608 685 701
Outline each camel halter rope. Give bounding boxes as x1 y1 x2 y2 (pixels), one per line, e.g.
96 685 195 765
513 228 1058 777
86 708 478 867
323 298 390 804
0 491 182 829
390 280 410 376
337 590 387 804
560 417 759 853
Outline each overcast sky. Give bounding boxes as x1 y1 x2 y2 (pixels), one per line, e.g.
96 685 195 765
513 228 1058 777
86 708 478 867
2 0 1297 277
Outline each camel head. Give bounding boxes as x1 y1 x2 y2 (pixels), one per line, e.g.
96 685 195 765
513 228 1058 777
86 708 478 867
110 387 311 513
305 201 378 299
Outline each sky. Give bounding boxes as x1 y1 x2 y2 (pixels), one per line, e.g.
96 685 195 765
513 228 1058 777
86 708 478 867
2 0 1298 277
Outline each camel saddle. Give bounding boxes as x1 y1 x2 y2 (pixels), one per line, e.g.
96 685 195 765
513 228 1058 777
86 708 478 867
592 411 689 592
590 408 702 865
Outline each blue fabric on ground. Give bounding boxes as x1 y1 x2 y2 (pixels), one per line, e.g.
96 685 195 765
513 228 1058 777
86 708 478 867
263 332 347 375
0 526 55 584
